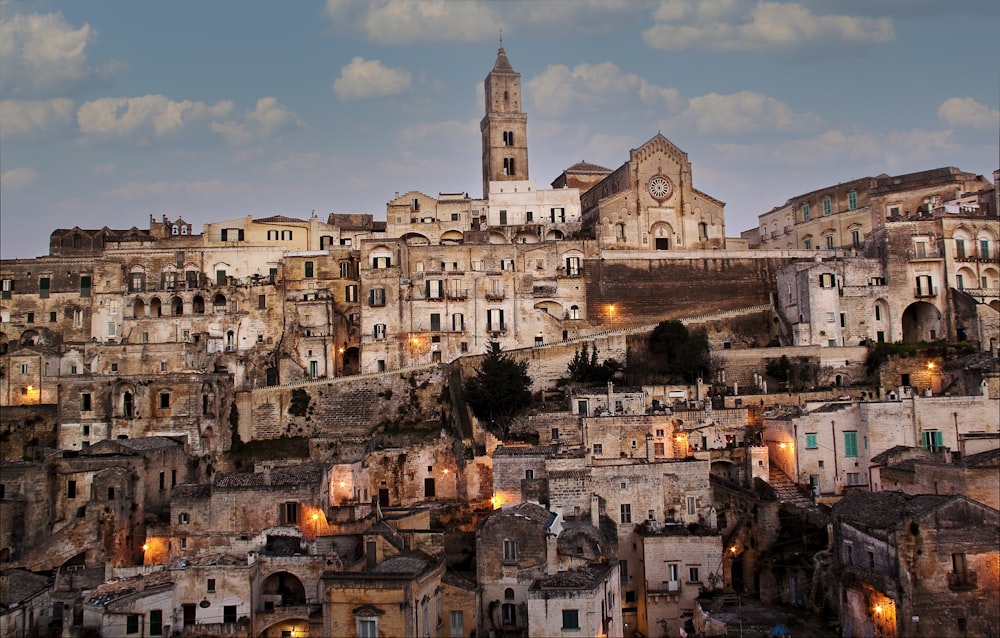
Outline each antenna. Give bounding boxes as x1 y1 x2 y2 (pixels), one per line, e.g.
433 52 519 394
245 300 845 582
499 28 503 48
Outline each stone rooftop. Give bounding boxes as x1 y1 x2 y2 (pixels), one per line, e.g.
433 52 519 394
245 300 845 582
530 563 615 591
0 569 51 608
214 463 324 488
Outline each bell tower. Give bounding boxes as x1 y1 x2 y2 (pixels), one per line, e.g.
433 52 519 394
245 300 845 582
481 44 528 199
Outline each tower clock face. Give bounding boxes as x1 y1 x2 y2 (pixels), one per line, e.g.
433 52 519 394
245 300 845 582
648 175 672 200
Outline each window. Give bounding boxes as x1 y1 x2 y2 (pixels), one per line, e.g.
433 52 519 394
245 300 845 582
126 614 140 634
874 305 882 321
373 324 386 340
916 274 934 296
847 191 858 210
686 496 696 516
207 578 216 593
826 312 836 323
503 157 515 175
426 279 442 299
847 472 861 485
844 542 853 564
502 603 516 626
503 538 517 563
550 207 566 222
819 273 836 288
82 393 91 411
551 428 559 441
471 259 484 271
452 313 465 331
280 230 292 241
802 203 810 221
805 433 817 449
345 285 358 302
487 308 505 332
499 210 507 225
980 239 991 259
220 228 244 241
922 430 943 452
840 313 846 327
1 278 11 299
223 605 237 624
804 239 812 250
689 566 700 582
304 261 314 278
501 259 514 271
562 609 580 630
430 313 441 331
620 503 632 524
179 512 190 524
369 288 386 306
340 262 352 278
110 362 118 372
851 229 861 248
149 610 163 636
654 442 665 456
358 617 378 638
844 431 859 457
159 393 170 409
565 256 581 276
67 480 77 498
593 443 603 455
449 611 464 638
823 197 832 216
826 235 835 249
39 277 50 298
283 501 299 524
26 312 35 323
372 256 391 269
49 311 56 322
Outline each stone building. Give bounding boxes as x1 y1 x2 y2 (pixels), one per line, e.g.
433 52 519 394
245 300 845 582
747 166 995 251
831 491 1000 638
526 562 622 638
871 446 1000 509
580 133 727 251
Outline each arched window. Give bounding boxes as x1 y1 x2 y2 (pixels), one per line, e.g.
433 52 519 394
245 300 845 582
171 225 179 235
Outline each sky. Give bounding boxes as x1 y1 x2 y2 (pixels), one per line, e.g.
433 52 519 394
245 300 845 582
1 1 998 259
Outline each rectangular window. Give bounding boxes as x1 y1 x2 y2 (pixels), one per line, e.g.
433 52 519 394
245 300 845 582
126 614 139 634
49 311 56 322
345 285 358 302
851 229 861 248
565 256 581 276
82 393 91 411
826 312 835 323
499 209 507 225
207 578 216 593
110 363 118 372
426 279 442 299
805 433 817 449
922 430 944 452
223 605 237 624
430 313 441 331
372 256 391 269
980 239 991 259
847 472 861 485
654 442 665 456
503 538 517 563
562 610 580 630
449 611 464 638
593 443 603 455
67 480 77 498
848 191 858 210
149 610 163 636
160 393 170 409
304 261 314 278
487 308 505 332
823 197 832 216
1 278 13 299
689 566 700 582
686 496 696 516
620 503 632 524
844 431 859 457
804 239 812 250
283 502 299 524
340 262 351 278
452 313 465 331
107 322 117 337
802 203 810 220
826 235 835 249
26 312 34 323
39 277 50 298
369 288 386 306
373 324 386 340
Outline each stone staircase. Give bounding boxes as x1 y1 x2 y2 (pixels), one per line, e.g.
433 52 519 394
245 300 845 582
767 466 818 510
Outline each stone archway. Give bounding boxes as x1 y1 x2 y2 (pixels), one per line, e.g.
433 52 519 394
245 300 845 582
901 301 942 342
260 571 307 607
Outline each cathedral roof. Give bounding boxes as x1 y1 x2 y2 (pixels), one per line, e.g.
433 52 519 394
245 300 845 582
564 161 612 174
492 47 515 73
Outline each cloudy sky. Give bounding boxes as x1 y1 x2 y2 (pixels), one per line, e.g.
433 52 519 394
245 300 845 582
2 0 998 259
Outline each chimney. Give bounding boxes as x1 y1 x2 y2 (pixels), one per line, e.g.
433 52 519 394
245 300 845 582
590 494 600 528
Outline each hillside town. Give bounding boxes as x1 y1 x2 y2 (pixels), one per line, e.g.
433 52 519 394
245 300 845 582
1 46 998 638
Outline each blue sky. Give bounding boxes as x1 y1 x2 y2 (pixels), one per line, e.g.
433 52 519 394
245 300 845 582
2 0 998 259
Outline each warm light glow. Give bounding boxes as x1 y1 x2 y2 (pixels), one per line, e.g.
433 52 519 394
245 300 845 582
874 605 883 614
338 347 345 354
608 305 616 314
730 546 737 554
26 385 34 392
312 512 319 521
442 468 449 474
338 481 346 488
675 435 685 442
779 442 787 449
142 544 149 551
490 494 503 509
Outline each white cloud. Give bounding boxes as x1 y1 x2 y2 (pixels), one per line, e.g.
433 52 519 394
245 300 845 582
1 167 39 190
77 95 235 139
937 97 999 130
527 63 681 117
0 11 122 98
0 98 74 136
680 91 821 134
103 179 251 200
210 97 304 145
333 58 412 101
328 0 500 44
643 1 893 53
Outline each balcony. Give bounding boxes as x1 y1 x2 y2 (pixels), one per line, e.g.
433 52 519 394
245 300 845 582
914 286 937 298
485 291 505 301
948 570 977 591
446 289 467 300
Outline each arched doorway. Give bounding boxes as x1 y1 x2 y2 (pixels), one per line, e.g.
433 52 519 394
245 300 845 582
192 295 205 314
260 571 307 608
342 347 360 375
901 301 942 342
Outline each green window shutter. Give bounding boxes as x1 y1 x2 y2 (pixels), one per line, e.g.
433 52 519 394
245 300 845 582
805 433 817 449
844 431 858 457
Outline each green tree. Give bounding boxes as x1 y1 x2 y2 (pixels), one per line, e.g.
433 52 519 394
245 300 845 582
463 342 533 440
565 343 623 385
647 320 710 382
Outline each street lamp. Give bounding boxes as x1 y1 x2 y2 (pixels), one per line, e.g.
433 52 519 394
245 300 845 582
607 304 616 328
